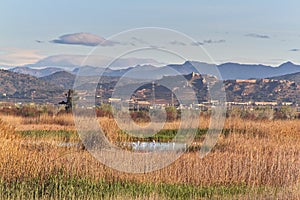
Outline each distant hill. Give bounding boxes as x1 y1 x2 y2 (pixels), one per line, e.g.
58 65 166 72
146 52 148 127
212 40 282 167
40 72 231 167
269 72 300 84
95 72 299 104
0 69 64 103
9 66 64 77
41 71 76 89
109 72 210 105
224 79 299 103
41 71 145 90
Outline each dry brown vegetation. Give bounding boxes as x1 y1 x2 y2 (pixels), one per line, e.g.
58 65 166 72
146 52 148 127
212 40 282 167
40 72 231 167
0 113 299 199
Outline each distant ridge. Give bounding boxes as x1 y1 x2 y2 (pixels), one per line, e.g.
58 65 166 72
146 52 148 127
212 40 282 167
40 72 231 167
217 61 300 80
9 66 64 77
7 61 300 80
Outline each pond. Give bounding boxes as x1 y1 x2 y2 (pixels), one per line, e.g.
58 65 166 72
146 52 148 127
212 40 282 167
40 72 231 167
57 141 187 152
128 141 187 152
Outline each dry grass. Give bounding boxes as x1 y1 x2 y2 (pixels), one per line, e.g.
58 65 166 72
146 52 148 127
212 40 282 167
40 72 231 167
0 114 299 198
0 114 75 131
21 113 75 126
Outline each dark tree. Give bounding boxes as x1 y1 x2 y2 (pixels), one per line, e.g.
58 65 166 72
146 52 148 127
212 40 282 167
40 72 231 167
59 89 73 112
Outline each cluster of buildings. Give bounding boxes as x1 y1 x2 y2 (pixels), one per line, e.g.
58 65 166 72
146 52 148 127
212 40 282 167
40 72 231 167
104 97 300 112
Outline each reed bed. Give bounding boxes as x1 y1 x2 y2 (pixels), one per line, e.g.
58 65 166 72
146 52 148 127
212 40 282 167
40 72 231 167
0 115 299 199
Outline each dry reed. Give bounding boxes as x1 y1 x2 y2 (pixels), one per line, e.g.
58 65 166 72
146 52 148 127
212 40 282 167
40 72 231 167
0 114 299 198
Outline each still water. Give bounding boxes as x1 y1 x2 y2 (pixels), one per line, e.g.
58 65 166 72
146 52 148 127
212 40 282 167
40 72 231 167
58 141 187 152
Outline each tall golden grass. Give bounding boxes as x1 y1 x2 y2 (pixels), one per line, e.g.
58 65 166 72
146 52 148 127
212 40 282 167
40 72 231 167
0 114 299 198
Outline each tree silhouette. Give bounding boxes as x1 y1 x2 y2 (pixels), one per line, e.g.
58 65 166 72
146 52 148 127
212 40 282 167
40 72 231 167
59 89 73 112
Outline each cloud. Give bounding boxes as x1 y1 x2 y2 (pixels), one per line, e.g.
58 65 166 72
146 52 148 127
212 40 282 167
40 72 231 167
0 48 45 66
130 37 149 45
169 40 186 46
191 39 225 46
203 39 226 44
191 41 204 46
289 48 299 52
245 33 270 39
35 40 45 43
50 32 119 46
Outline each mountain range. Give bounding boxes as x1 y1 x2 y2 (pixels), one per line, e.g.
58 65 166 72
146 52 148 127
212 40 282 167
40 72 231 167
0 67 299 104
8 61 300 80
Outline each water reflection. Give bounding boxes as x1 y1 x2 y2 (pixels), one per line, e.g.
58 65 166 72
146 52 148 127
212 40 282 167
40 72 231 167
57 141 187 152
130 141 187 152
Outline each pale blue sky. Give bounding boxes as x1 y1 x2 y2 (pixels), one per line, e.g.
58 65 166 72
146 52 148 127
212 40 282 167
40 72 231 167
1 0 300 66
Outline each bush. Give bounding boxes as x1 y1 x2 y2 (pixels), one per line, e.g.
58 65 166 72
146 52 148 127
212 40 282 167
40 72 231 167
130 111 150 123
96 104 113 118
165 106 178 121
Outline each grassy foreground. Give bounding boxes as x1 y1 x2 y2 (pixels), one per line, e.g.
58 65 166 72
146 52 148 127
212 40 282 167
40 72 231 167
0 114 299 199
0 176 266 200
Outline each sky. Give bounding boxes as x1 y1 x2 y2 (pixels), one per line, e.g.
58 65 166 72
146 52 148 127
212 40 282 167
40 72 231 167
1 0 300 67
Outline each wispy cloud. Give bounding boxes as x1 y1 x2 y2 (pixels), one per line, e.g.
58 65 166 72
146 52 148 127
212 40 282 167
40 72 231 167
191 41 204 46
169 40 186 46
245 33 270 39
35 40 45 43
289 48 299 52
50 32 119 46
0 48 45 66
130 37 149 45
203 39 226 44
191 39 225 46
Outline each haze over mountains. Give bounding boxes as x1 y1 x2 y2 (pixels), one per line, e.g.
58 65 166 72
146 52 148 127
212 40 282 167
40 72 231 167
7 60 300 80
8 55 162 71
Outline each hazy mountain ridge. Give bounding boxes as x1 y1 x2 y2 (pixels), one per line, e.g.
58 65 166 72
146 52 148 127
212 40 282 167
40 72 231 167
9 66 65 78
217 61 300 80
7 61 300 80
